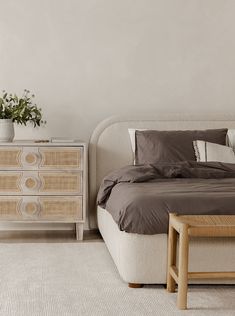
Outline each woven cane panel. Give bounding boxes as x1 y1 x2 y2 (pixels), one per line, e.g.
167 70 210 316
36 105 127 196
0 174 21 192
39 197 82 220
40 148 82 169
0 199 21 219
25 202 38 215
0 149 21 167
40 172 82 194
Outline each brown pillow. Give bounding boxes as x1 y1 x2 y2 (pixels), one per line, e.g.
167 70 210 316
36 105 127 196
135 129 228 164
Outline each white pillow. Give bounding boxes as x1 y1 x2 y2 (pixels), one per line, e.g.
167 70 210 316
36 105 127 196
128 129 146 153
227 129 235 150
193 140 235 163
128 129 147 164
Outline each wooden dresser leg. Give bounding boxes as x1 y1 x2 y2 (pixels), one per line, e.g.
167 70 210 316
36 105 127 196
76 223 84 241
167 223 177 293
128 283 143 288
177 223 189 310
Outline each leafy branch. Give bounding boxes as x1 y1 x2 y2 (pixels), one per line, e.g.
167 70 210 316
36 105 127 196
0 90 46 127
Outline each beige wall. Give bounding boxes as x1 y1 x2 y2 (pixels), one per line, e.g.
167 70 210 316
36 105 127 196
1 0 235 142
1 0 235 230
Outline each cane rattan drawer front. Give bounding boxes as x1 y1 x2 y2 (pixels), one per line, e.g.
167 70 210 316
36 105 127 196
0 148 22 169
39 147 83 170
0 147 83 170
0 196 83 221
39 196 83 221
0 147 41 170
0 171 82 195
0 197 22 220
0 172 22 192
38 171 82 195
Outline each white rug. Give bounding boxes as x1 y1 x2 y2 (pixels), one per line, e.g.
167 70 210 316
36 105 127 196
0 242 234 316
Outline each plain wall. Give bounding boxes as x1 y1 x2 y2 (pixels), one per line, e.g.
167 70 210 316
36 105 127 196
1 0 235 141
1 0 235 230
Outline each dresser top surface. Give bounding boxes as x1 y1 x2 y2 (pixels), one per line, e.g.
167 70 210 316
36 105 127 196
0 140 86 147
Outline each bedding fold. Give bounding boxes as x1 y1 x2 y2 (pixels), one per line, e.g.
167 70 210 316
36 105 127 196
97 161 235 234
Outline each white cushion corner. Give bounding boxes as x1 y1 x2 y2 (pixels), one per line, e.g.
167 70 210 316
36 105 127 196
193 140 235 163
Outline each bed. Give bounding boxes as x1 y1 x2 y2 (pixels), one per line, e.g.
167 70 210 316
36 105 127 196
89 115 235 286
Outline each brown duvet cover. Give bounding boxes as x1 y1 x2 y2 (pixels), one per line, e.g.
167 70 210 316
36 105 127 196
97 161 235 234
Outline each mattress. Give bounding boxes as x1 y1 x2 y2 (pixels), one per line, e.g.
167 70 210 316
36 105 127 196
97 161 235 234
98 205 235 284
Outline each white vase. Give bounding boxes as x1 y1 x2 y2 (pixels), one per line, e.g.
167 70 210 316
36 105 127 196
0 119 15 142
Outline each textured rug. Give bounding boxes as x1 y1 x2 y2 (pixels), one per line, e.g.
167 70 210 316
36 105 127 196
0 242 234 316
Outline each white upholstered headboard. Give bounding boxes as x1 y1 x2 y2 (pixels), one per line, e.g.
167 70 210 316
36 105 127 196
88 114 235 229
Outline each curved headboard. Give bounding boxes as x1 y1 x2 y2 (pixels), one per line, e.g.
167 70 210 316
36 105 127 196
89 114 235 229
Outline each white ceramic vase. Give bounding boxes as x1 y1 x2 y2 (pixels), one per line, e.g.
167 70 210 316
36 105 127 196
0 119 15 142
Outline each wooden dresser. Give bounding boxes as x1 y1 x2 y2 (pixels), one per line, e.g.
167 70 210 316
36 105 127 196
0 141 87 240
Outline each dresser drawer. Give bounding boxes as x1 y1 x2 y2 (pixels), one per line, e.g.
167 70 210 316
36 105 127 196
0 147 83 170
0 196 83 221
39 147 83 169
0 197 22 220
0 171 83 195
39 196 83 221
0 148 22 168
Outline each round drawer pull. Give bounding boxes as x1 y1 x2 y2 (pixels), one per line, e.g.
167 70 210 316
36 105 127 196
25 202 38 215
25 177 38 189
25 153 38 165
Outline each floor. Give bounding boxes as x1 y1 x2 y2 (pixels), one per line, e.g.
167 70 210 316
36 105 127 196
1 229 235 316
0 229 103 243
0 241 234 316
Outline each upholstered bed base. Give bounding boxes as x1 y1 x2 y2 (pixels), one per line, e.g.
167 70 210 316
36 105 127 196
90 116 235 285
98 206 235 285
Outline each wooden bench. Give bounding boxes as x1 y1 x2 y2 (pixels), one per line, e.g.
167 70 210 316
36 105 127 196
166 214 235 310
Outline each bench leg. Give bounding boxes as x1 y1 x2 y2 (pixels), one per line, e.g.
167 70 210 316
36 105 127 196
177 224 189 310
167 224 177 292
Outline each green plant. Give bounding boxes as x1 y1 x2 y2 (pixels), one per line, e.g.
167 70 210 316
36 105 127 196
0 89 45 127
